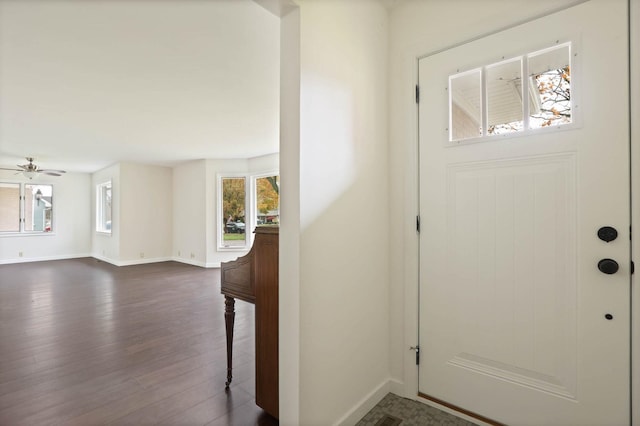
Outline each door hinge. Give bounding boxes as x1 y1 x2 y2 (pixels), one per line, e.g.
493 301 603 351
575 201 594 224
410 346 420 365
416 215 421 233
415 85 420 104
632 261 635 275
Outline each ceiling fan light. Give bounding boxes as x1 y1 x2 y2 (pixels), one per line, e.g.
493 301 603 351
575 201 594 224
23 170 37 179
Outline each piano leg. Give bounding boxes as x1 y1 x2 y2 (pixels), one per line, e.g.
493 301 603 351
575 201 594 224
224 295 235 389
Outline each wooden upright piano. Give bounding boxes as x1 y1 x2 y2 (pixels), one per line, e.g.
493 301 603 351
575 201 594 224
220 226 278 419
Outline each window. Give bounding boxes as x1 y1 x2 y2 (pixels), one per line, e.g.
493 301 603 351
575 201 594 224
255 175 279 226
96 181 112 233
0 183 54 233
449 42 572 142
220 177 247 248
0 183 20 232
218 173 280 250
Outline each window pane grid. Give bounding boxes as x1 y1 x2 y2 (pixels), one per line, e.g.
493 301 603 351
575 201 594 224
449 43 572 142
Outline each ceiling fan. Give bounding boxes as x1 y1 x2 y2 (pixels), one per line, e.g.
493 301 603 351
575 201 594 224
0 157 67 179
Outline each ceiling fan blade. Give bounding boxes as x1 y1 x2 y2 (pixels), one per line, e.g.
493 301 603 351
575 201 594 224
0 167 22 171
38 169 66 174
39 171 63 176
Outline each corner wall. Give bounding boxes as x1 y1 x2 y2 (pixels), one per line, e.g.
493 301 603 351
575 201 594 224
92 162 173 265
171 154 279 268
280 1 390 424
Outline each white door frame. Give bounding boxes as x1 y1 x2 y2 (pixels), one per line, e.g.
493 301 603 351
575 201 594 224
630 0 640 424
399 1 640 423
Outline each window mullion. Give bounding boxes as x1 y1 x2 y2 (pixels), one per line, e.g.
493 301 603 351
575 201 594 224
522 55 530 131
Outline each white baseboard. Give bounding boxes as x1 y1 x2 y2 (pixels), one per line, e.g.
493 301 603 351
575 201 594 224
91 254 173 267
334 379 396 426
388 378 405 397
171 257 206 267
0 253 91 265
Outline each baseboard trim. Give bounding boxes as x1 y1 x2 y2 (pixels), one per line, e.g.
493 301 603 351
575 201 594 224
0 253 92 265
333 378 396 426
170 257 209 268
91 254 173 267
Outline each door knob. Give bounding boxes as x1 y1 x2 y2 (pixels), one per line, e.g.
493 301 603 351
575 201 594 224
598 258 619 275
597 226 618 242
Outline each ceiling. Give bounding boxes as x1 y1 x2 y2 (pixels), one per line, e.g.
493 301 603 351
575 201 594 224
0 0 280 173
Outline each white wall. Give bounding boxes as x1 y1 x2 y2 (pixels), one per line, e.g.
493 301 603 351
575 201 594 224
387 0 619 400
279 5 301 424
0 171 91 263
92 162 172 265
170 154 279 268
173 160 208 266
119 163 173 264
279 1 390 424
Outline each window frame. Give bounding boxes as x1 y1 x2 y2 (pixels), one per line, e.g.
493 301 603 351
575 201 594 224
217 173 249 251
251 171 280 230
448 41 577 146
96 180 112 234
217 171 280 251
0 182 55 236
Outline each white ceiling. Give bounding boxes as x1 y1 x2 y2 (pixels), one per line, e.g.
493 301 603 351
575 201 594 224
0 0 280 173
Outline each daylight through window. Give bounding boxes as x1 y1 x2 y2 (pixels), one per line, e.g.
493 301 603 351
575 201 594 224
96 181 112 233
221 177 247 248
0 183 54 233
449 43 572 142
255 175 279 227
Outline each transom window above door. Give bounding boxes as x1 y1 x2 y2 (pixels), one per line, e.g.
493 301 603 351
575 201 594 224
449 42 573 143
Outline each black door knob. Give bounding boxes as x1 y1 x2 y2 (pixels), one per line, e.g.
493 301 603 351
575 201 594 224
598 258 619 275
597 226 618 242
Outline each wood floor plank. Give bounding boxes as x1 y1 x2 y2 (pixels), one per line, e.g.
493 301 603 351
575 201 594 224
0 258 277 425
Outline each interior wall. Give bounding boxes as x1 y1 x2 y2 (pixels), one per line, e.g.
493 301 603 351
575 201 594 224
169 154 280 269
173 160 208 266
388 0 621 400
118 162 173 264
0 170 91 264
278 5 301 424
285 1 390 424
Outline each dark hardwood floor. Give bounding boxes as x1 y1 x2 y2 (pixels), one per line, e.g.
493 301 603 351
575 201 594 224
0 258 278 425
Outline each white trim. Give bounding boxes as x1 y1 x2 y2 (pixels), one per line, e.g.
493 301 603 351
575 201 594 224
91 254 172 267
0 232 57 238
630 0 639 424
216 173 249 251
170 256 213 268
0 254 216 268
333 379 396 426
95 180 112 234
0 253 91 265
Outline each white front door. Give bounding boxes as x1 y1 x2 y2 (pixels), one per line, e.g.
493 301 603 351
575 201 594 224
418 1 630 424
